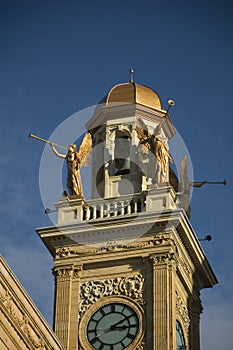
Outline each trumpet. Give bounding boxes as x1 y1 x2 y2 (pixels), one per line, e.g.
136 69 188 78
165 99 175 114
29 133 69 150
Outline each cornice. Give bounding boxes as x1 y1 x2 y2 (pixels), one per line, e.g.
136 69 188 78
86 103 175 139
36 208 217 289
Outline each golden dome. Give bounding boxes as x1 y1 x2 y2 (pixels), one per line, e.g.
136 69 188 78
103 82 162 110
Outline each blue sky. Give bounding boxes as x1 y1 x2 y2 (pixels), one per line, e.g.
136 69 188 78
0 1 233 349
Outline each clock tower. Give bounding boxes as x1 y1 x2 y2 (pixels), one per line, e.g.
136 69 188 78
37 80 217 350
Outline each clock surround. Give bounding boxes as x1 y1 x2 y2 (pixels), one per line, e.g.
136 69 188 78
79 296 145 350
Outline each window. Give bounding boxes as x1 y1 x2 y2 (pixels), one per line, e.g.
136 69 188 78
176 320 186 350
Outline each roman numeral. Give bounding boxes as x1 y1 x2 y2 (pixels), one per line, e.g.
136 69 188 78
127 333 135 339
87 329 96 333
100 308 106 316
90 337 99 345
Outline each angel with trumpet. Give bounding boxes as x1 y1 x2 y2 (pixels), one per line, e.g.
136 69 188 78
136 118 173 184
29 132 92 197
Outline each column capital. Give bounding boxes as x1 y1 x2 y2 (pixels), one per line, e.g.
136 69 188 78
52 264 83 280
150 250 178 269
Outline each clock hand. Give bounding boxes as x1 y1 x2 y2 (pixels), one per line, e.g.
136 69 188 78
110 314 133 330
92 329 110 339
92 322 125 339
111 325 128 330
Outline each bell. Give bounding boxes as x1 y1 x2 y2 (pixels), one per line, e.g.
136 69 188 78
114 157 131 175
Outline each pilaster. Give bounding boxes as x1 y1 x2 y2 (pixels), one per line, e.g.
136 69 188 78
189 295 202 350
69 265 82 350
53 265 75 349
151 251 178 350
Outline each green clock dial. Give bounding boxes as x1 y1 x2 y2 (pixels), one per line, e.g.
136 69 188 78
87 302 139 350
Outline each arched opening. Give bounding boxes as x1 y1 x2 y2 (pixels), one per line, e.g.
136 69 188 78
176 320 186 350
114 130 131 175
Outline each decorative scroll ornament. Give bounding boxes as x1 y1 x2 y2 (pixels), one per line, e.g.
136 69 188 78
175 291 190 329
79 274 144 317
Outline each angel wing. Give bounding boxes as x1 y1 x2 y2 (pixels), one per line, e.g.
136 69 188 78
135 118 150 142
153 122 163 136
135 118 152 155
180 155 190 193
76 132 92 166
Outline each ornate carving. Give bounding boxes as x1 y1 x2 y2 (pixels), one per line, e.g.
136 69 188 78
152 234 172 245
79 274 144 317
180 256 192 275
52 264 82 280
53 266 74 279
105 241 119 250
55 246 103 258
0 290 11 303
56 247 71 257
175 291 190 329
151 252 177 267
136 341 145 350
0 291 46 349
22 318 46 349
55 235 175 259
73 265 83 277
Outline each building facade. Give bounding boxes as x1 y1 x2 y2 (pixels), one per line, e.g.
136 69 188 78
0 256 64 350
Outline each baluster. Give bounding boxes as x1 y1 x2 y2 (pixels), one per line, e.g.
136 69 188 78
120 201 125 215
133 198 138 213
106 203 111 217
85 206 90 220
126 201 131 214
113 202 118 216
92 205 97 220
81 207 84 221
100 204 104 218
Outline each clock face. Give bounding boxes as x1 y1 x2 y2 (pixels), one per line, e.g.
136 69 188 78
87 302 139 350
176 320 186 350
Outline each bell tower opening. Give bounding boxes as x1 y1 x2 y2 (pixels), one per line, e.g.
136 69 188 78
114 130 131 176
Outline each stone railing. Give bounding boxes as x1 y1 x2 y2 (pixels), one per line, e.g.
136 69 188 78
56 186 178 225
57 192 147 224
81 193 146 221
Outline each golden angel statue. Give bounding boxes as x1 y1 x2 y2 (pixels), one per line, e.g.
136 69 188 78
50 132 92 197
136 118 173 184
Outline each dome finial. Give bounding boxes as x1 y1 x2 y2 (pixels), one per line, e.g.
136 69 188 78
130 67 134 83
